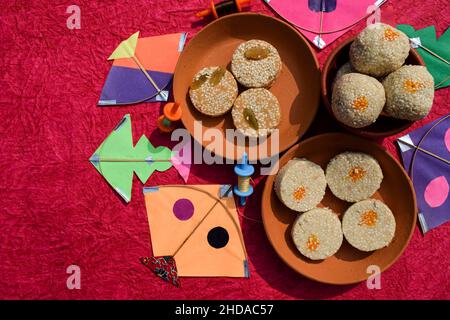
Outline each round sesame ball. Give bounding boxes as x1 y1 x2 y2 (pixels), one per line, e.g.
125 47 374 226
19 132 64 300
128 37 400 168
331 73 385 128
232 88 280 137
291 208 343 260
350 23 410 77
383 65 434 121
275 158 327 213
231 39 282 88
189 66 238 117
342 199 396 252
332 62 355 89
326 152 383 202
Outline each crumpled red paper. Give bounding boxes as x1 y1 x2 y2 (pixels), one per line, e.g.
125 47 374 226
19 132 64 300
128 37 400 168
0 0 448 299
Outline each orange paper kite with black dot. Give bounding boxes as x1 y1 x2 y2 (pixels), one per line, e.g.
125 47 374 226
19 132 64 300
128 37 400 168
141 185 249 286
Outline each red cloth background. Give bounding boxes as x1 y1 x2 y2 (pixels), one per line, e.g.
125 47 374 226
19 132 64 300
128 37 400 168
0 0 449 299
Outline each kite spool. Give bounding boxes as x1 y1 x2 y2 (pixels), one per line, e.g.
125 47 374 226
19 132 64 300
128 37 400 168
196 0 251 19
157 102 182 133
234 152 254 206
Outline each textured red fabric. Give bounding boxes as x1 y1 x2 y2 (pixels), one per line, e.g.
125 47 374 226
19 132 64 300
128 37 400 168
0 0 449 299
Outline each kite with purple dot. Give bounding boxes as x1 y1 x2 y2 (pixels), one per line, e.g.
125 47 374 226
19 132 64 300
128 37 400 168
141 184 249 286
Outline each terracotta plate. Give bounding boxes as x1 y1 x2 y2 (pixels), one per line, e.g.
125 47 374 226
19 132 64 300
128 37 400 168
173 13 320 160
262 133 417 285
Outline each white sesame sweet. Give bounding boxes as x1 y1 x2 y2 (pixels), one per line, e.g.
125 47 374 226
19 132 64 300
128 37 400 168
332 62 355 89
326 152 383 202
383 65 434 121
189 66 238 117
342 199 396 252
275 158 327 213
332 73 385 128
291 208 343 260
231 39 282 88
350 23 410 77
232 88 280 137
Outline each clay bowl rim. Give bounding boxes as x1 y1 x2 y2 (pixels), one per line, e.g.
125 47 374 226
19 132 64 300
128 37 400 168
173 12 321 161
261 132 417 285
321 35 425 139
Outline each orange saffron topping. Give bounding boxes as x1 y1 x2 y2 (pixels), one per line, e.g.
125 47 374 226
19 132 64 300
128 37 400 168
404 79 424 93
348 166 366 182
359 210 378 227
306 234 320 252
293 186 306 201
352 96 368 111
384 28 400 41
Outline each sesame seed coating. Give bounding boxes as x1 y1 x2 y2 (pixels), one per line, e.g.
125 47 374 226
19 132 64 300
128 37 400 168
331 73 385 128
231 40 282 88
291 208 343 260
275 158 327 212
350 23 410 77
232 88 280 137
326 152 383 202
332 62 355 89
189 66 238 117
383 65 434 121
342 199 396 252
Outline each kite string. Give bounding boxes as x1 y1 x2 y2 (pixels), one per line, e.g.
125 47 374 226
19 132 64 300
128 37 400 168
237 210 262 223
236 177 262 223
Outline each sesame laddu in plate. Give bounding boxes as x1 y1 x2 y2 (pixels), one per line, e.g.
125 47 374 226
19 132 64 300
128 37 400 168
231 39 282 88
342 199 396 252
274 158 327 213
231 88 280 138
326 152 383 202
189 66 238 117
331 73 385 128
291 208 343 260
350 23 410 77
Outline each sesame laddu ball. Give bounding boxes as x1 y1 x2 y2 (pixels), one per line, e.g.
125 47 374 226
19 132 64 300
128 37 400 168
189 66 238 117
342 199 396 252
332 62 355 89
325 152 383 202
231 88 280 137
383 65 434 121
274 158 327 213
291 208 343 260
331 73 385 128
231 39 282 88
350 23 410 77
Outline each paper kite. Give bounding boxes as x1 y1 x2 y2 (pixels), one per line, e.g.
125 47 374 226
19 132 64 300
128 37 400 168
141 184 249 287
90 114 191 202
397 114 450 233
397 25 450 90
98 31 187 105
265 0 387 49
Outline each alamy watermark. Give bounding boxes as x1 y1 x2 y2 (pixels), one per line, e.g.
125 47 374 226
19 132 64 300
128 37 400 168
170 123 280 175
66 5 81 30
366 265 381 289
66 265 81 289
366 3 382 27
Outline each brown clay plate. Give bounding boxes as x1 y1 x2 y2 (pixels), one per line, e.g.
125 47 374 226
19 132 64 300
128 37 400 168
173 13 320 160
262 133 417 285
